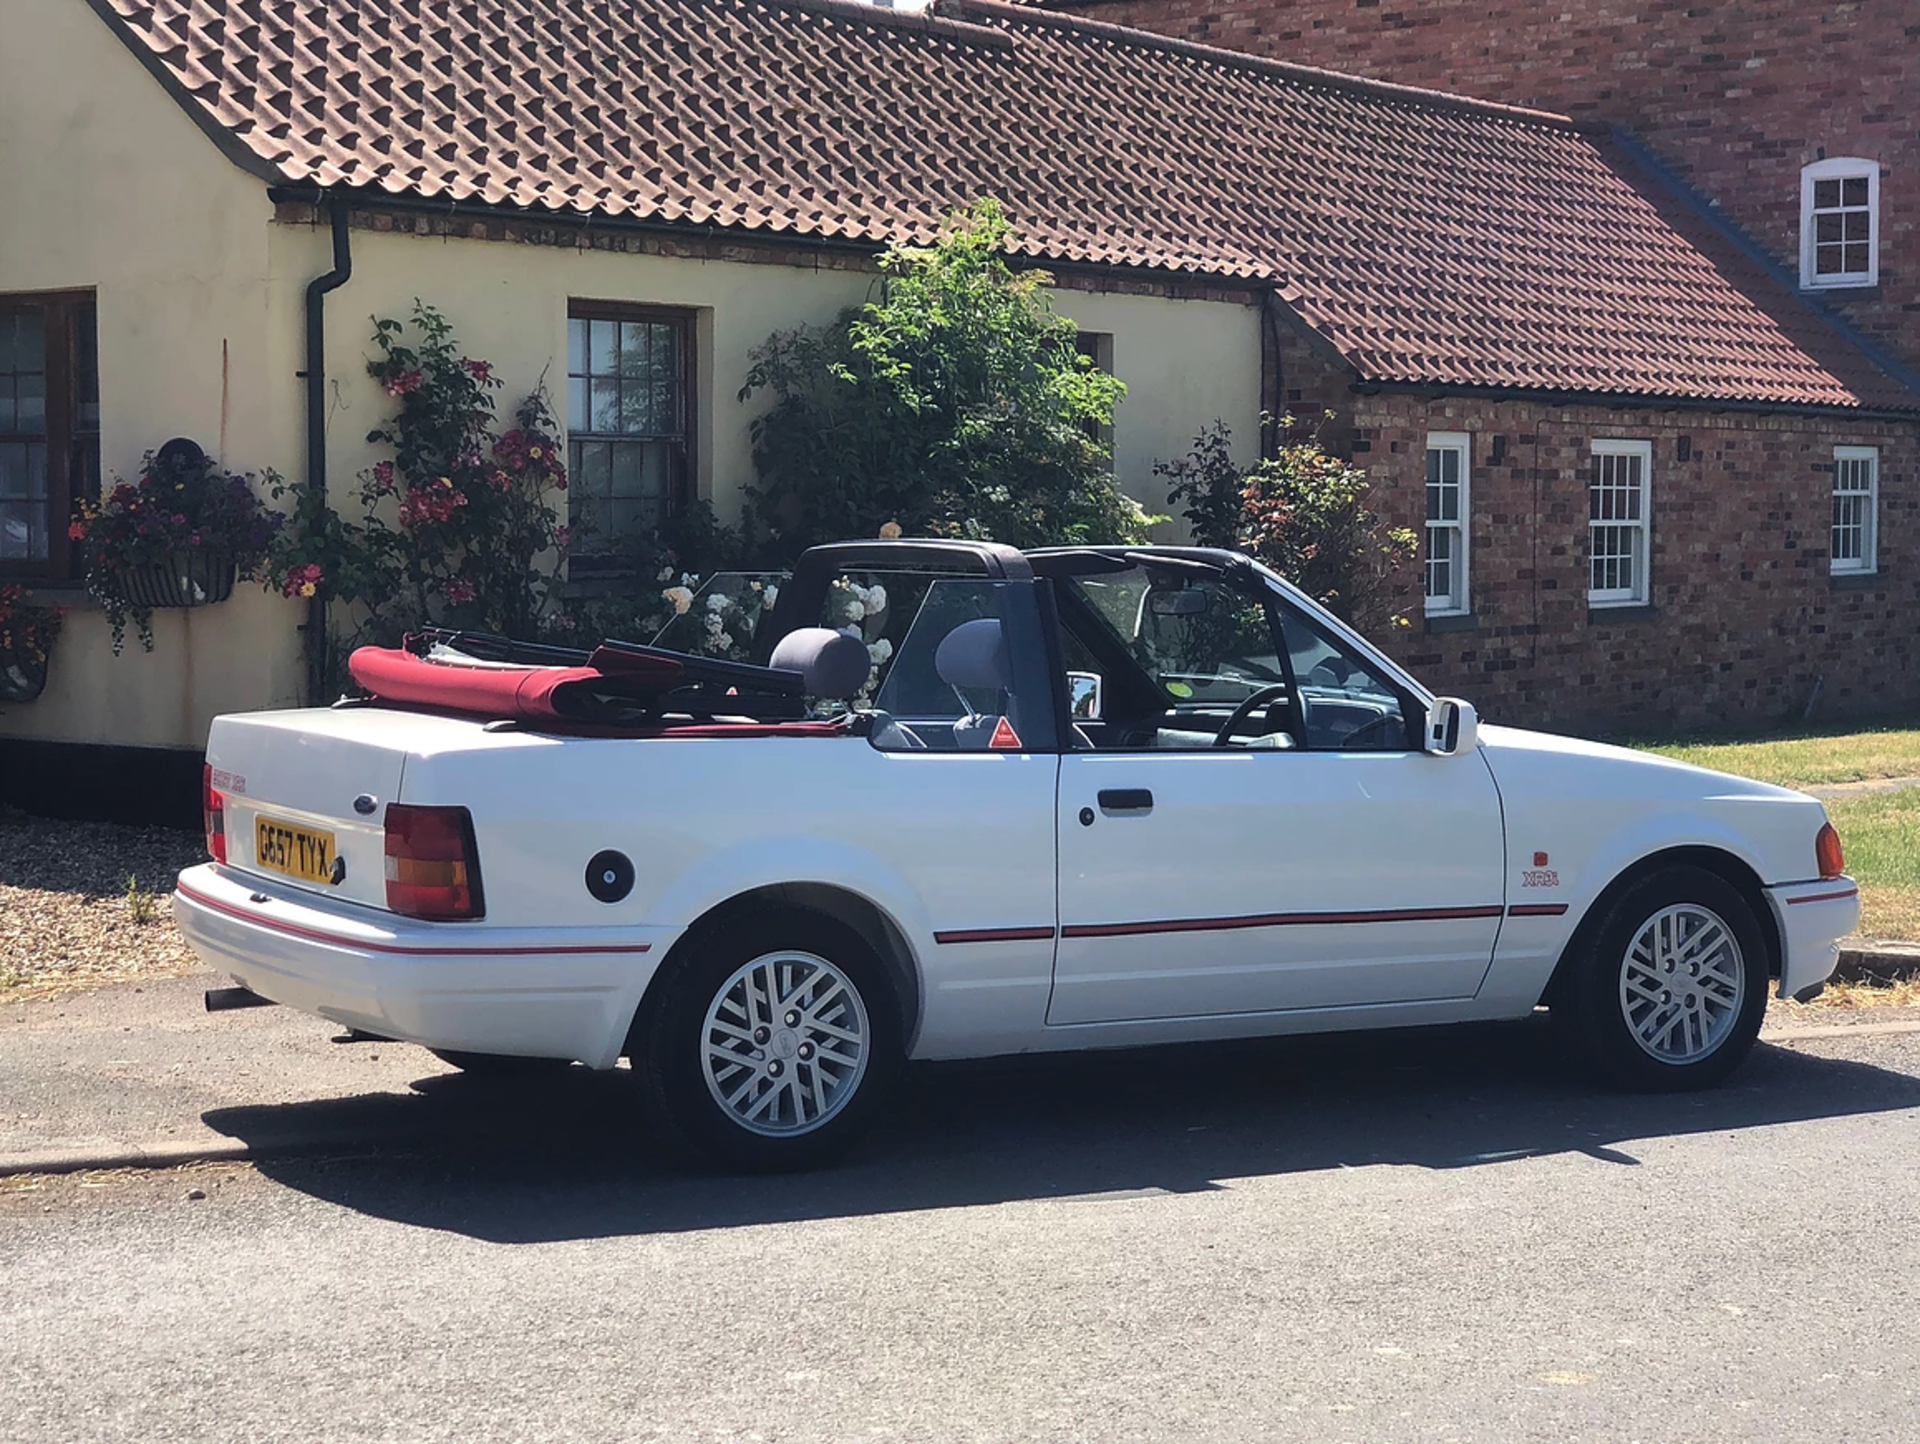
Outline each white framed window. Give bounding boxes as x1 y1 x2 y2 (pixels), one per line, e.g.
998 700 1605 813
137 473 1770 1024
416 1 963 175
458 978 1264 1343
1831 445 1879 575
1424 431 1470 616
1589 439 1652 607
1801 158 1880 290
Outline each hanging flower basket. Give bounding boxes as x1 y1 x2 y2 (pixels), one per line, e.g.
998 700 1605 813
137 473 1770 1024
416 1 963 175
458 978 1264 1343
0 583 63 704
71 439 280 653
113 550 237 611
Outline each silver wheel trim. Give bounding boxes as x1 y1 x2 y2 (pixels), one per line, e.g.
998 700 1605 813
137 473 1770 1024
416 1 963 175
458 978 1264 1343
1617 903 1746 1064
700 949 872 1137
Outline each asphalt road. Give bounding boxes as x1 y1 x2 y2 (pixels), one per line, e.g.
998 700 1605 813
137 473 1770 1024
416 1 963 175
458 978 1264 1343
3 1019 1919 1443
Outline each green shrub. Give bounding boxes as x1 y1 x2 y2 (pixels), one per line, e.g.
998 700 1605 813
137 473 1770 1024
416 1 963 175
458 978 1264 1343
740 199 1152 558
1158 415 1417 632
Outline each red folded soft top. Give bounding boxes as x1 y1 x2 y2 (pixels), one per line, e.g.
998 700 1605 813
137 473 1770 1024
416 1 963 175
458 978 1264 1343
344 645 848 737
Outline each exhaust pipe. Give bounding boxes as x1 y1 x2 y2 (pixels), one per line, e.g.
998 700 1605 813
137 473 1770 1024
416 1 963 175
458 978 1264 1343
204 985 278 1013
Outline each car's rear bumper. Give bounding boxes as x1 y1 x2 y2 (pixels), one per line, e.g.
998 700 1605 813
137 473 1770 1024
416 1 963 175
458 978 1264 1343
172 864 674 1068
1765 877 1861 1000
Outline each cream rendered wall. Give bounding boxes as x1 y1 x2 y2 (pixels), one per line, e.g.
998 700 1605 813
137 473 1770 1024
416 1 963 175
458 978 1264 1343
0 0 306 751
1050 287 1263 520
280 221 1264 529
271 224 881 526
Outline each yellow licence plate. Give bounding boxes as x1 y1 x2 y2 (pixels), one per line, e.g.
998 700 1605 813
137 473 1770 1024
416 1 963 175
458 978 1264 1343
254 816 338 885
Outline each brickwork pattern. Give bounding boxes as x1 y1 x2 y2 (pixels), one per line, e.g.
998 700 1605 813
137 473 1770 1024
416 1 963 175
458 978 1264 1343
1353 396 1920 734
1056 0 1919 376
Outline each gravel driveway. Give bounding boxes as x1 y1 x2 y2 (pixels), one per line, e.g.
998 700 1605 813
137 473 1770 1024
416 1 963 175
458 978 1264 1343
0 809 205 1000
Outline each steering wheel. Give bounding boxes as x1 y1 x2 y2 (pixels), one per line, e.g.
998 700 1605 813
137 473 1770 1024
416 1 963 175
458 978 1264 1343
1212 684 1293 748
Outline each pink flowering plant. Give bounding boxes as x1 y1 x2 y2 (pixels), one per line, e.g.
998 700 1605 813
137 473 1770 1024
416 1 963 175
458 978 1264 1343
71 448 281 652
268 304 570 647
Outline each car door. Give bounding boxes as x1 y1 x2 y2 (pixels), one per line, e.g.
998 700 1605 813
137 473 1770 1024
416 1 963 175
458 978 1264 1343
1048 564 1506 1026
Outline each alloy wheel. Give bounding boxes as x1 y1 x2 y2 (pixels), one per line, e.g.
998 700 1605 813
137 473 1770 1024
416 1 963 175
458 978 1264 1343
700 950 871 1136
1617 903 1747 1064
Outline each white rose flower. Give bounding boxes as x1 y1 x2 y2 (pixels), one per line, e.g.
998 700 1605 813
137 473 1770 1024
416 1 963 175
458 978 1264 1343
865 585 887 615
868 638 893 663
715 632 734 651
763 585 779 608
844 599 866 622
656 566 674 582
707 592 728 612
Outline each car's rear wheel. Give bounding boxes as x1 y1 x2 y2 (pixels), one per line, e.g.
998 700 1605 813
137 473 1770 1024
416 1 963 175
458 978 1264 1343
428 1048 575 1078
1557 865 1770 1090
636 910 903 1171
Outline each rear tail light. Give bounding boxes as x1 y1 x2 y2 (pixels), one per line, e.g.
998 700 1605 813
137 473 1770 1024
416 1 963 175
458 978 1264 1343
203 764 227 864
384 804 485 920
1816 822 1845 881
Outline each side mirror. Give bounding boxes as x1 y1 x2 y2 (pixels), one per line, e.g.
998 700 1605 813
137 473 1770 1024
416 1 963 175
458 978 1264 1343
1424 697 1480 756
1066 671 1104 721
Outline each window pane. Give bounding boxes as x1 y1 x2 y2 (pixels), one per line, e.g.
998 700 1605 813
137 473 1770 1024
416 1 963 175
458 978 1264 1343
590 377 620 431
1816 213 1844 243
1843 244 1870 274
567 317 588 377
609 439 642 499
1844 211 1872 241
567 372 588 433
15 370 44 432
1842 176 1870 207
588 319 617 378
1815 179 1841 210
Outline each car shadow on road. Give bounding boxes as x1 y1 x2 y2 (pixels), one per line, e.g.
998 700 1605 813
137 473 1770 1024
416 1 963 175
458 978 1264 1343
215 1019 1920 1244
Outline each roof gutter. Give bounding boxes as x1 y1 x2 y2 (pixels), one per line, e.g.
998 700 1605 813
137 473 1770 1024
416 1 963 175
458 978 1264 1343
301 199 353 704
263 186 1277 296
1349 378 1920 423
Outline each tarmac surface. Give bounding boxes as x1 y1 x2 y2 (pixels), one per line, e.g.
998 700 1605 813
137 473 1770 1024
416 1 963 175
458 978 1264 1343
3 974 1920 1441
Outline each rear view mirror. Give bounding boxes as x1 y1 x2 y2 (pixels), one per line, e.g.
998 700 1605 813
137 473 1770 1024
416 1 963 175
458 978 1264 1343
1067 671 1103 721
1148 588 1208 617
1425 697 1480 756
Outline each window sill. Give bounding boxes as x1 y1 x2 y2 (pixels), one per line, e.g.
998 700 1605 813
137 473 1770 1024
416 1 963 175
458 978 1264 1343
1423 611 1477 635
5 582 96 611
1587 603 1658 623
1801 281 1880 299
1830 570 1886 592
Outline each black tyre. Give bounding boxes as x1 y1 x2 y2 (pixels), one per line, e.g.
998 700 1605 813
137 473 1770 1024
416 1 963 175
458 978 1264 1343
1556 865 1770 1090
635 910 903 1171
429 1048 575 1078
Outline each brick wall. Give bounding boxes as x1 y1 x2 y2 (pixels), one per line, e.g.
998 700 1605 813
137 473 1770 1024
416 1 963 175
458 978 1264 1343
1057 0 1919 375
1344 392 1920 734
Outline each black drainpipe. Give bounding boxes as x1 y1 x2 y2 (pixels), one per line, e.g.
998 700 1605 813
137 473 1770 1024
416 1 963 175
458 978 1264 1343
302 200 353 704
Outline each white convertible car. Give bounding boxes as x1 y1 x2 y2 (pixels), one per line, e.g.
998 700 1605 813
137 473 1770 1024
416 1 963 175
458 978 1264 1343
175 541 1859 1168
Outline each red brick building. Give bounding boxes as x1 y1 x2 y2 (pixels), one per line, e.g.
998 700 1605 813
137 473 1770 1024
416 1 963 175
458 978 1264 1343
1021 0 1920 731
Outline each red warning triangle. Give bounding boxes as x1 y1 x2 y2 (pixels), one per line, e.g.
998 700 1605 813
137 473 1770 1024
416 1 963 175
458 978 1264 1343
988 716 1022 750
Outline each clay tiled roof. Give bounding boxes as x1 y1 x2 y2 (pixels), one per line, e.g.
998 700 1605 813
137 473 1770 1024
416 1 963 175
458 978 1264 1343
90 0 1918 412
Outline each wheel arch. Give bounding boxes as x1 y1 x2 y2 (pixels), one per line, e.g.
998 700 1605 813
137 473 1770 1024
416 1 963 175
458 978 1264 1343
625 883 925 1056
1543 845 1783 1007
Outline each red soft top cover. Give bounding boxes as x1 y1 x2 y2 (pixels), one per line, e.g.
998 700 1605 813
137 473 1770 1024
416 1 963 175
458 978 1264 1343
348 646 681 723
344 645 849 737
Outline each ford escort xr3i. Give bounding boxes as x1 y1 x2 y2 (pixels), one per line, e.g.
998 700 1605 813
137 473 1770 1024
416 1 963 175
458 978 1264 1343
175 541 1859 1168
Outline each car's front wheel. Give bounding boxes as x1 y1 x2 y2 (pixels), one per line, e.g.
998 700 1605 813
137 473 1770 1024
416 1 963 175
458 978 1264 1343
1557 865 1770 1090
636 911 903 1171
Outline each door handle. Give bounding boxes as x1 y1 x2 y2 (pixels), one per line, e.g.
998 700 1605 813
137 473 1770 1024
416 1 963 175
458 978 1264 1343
1097 788 1154 813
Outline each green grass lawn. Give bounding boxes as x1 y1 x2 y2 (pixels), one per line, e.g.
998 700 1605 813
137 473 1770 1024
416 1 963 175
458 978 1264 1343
1645 718 1920 789
1636 717 1920 940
